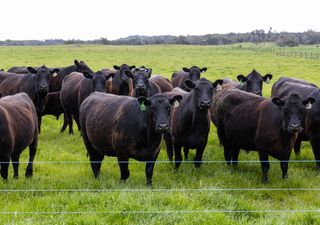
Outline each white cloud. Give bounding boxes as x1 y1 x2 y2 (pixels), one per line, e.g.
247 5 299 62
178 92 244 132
0 0 319 40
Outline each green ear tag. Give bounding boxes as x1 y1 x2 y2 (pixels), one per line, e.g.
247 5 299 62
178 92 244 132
140 102 146 111
240 80 244 85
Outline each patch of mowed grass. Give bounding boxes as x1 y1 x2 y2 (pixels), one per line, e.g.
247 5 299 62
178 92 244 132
0 44 320 224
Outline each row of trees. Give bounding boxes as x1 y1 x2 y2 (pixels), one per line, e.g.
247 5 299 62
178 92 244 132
1 30 320 47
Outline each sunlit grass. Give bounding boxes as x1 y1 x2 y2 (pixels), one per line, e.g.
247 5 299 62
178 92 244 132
0 44 320 224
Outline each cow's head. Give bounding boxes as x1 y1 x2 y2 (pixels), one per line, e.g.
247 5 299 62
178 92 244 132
113 64 135 84
272 92 315 133
184 78 223 110
182 66 207 81
237 69 272 96
83 71 115 92
137 94 182 133
132 68 152 97
28 65 60 94
74 60 94 74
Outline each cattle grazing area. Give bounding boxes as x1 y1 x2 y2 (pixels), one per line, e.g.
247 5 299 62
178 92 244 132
1 44 320 224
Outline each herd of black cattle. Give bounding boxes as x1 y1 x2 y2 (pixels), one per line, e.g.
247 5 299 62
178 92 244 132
0 60 319 186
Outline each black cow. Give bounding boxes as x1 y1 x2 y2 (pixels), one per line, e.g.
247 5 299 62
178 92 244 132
272 77 320 170
131 69 161 98
0 66 59 132
171 66 207 91
215 89 314 182
60 71 114 134
164 78 223 169
224 69 273 96
79 92 182 186
105 64 135 95
42 91 64 120
50 60 93 92
0 93 38 180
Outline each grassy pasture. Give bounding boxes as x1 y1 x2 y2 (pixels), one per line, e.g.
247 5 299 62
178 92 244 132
0 44 320 224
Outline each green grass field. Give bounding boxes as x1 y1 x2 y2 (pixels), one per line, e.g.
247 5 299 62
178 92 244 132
0 44 320 224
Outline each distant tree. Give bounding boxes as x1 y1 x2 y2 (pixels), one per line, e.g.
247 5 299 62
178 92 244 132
276 34 299 47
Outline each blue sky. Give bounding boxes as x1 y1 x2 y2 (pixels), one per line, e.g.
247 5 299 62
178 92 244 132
0 0 319 40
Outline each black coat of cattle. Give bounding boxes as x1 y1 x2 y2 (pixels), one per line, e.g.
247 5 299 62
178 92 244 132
42 91 64 119
223 69 273 96
0 66 59 132
164 78 223 169
105 64 135 95
171 66 207 91
60 71 114 134
215 89 314 182
80 92 182 186
0 93 38 180
7 66 30 74
272 77 320 170
131 69 161 98
150 75 173 93
49 60 93 92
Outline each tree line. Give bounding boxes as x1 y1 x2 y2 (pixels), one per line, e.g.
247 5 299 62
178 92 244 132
1 30 320 47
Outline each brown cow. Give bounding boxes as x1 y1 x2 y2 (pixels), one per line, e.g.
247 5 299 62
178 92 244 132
0 93 38 180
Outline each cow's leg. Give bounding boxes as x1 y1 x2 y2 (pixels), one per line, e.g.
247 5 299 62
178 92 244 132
66 112 74 135
118 157 130 182
37 114 42 133
223 142 232 165
280 160 289 180
26 138 38 177
0 154 10 180
145 150 160 187
173 143 183 170
258 151 270 183
60 113 69 133
184 146 189 160
232 148 240 167
293 138 302 156
310 133 320 171
11 152 20 179
194 147 205 168
163 133 173 161
74 112 81 132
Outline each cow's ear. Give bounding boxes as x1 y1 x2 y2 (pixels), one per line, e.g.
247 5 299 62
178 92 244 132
184 79 195 89
146 69 152 77
201 67 207 73
272 97 285 107
124 70 134 79
27 67 37 74
237 74 247 83
129 65 136 70
113 65 120 70
182 67 190 72
169 95 183 105
105 73 115 80
51 68 60 74
74 60 79 66
212 79 223 91
263 74 273 84
137 96 151 106
0 69 3 72
83 71 93 79
303 97 315 109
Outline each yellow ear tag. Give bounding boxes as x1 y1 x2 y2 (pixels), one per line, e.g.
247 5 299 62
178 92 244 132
173 100 180 108
216 84 222 92
266 78 270 84
140 102 146 111
306 102 312 109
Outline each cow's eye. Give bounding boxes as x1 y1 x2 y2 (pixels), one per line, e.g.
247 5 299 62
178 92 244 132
284 108 288 113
